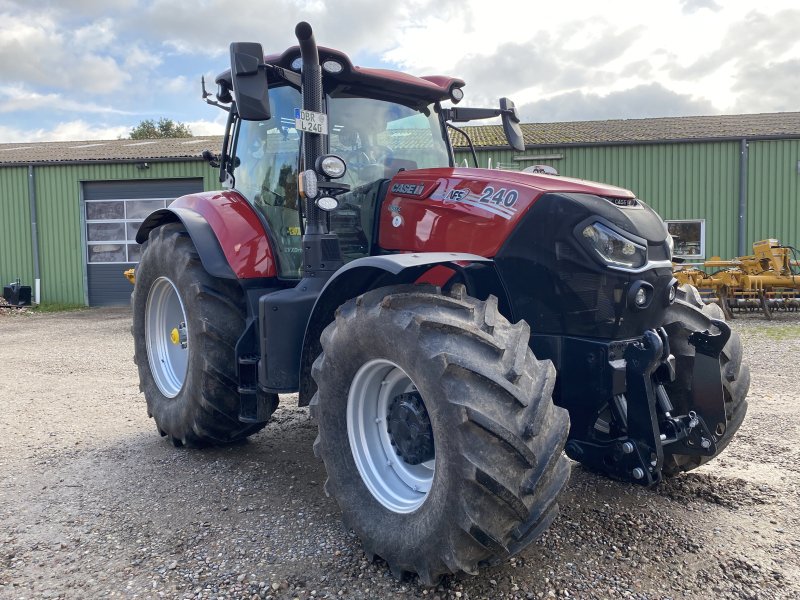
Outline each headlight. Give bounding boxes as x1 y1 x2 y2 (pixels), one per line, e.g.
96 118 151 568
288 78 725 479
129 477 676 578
580 222 647 269
315 154 347 179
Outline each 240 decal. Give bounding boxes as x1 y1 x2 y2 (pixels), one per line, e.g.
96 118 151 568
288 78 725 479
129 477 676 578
431 184 521 220
478 187 518 207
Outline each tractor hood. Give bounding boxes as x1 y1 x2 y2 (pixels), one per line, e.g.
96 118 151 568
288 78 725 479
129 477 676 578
443 168 636 199
379 167 666 257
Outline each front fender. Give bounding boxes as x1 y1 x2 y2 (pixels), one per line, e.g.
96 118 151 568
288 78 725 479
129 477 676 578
296 252 509 405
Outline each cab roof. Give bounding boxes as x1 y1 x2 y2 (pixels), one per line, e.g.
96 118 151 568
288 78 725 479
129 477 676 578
216 45 464 106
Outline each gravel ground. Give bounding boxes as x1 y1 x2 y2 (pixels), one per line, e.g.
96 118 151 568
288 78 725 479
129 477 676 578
0 307 798 600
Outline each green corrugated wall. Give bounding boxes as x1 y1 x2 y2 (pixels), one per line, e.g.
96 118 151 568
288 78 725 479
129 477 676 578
0 160 218 305
458 140 780 260
747 139 800 249
0 167 33 288
1 139 797 305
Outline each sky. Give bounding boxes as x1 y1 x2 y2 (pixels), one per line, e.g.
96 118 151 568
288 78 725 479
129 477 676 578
0 0 798 143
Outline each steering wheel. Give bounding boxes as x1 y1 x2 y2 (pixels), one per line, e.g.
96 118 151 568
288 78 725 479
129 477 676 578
363 145 394 164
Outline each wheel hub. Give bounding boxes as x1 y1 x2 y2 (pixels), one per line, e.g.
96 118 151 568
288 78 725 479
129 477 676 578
145 276 189 398
387 392 434 465
346 359 435 513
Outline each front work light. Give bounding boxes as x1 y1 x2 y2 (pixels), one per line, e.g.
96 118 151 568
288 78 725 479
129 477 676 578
580 222 647 269
315 154 347 179
315 196 339 211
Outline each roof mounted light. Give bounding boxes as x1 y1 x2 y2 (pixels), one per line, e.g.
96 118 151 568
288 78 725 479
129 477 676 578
450 86 464 104
291 56 303 71
322 59 343 74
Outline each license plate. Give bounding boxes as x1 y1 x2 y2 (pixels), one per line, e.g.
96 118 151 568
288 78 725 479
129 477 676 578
294 108 328 135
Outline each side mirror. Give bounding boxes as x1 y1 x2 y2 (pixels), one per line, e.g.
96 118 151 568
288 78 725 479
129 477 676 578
500 97 525 152
230 42 271 121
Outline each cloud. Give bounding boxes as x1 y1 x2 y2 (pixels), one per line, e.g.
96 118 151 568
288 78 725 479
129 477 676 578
732 58 800 113
0 11 130 94
139 0 409 59
518 83 716 122
185 116 227 136
0 119 130 142
679 0 721 14
124 44 163 70
0 85 134 115
670 9 800 80
563 26 643 68
73 18 116 51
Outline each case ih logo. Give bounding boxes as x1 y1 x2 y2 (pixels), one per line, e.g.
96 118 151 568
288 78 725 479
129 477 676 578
391 182 425 196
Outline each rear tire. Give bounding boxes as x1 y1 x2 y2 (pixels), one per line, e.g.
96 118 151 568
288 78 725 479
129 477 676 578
660 285 750 475
310 285 570 584
132 223 276 446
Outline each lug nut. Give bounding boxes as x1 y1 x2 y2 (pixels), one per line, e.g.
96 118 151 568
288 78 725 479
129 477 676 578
632 467 645 480
701 438 711 449
621 442 635 454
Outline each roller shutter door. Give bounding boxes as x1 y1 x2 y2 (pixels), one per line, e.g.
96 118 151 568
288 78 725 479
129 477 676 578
83 178 204 306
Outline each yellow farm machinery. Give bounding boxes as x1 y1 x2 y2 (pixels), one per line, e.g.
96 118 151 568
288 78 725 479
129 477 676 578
674 239 800 319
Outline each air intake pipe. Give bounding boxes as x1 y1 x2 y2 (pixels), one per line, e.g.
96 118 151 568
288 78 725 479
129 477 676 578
295 21 325 235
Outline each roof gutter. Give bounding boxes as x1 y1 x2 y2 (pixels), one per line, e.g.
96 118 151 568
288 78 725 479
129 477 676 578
0 156 206 168
454 133 800 152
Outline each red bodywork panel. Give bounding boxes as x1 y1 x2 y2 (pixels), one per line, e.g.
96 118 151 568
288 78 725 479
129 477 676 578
260 46 464 103
379 168 635 256
171 190 276 279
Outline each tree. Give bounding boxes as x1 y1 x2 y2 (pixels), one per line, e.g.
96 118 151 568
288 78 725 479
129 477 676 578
128 118 193 139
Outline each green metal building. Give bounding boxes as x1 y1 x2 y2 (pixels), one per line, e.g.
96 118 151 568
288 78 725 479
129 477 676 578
0 137 221 306
1 112 799 306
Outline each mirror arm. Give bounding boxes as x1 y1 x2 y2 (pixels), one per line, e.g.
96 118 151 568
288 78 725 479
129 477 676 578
441 107 501 123
446 122 479 168
267 65 302 89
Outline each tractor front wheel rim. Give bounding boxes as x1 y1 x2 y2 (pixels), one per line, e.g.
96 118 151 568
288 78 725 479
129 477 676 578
145 276 189 398
347 359 435 514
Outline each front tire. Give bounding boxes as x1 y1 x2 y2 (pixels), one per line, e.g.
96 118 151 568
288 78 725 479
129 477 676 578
311 285 570 584
660 285 750 475
132 223 276 446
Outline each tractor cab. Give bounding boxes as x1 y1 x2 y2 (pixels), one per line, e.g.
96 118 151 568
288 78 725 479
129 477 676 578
209 41 522 279
230 84 450 277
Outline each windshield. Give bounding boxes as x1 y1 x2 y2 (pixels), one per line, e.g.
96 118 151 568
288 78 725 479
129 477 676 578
327 95 450 190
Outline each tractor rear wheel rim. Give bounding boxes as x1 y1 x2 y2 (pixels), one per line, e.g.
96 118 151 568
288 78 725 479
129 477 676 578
145 276 189 398
347 359 435 513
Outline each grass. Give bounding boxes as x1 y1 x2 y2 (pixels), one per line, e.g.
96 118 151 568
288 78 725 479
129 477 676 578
753 324 800 341
30 302 86 313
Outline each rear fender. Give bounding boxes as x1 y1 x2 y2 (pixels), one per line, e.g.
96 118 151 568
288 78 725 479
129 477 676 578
296 252 510 405
136 191 277 279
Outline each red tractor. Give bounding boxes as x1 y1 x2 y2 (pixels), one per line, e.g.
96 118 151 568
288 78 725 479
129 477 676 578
132 23 749 584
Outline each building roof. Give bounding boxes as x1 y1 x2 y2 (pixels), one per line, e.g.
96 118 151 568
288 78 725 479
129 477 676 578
0 136 221 165
1 112 799 165
455 111 800 148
